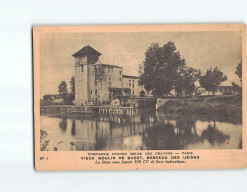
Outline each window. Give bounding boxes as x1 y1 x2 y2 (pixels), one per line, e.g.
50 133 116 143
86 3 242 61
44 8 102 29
129 80 131 82
133 80 134 82
132 83 134 88
95 90 98 95
119 71 122 75
81 65 84 73
133 90 134 95
95 67 98 75
109 82 112 87
95 81 98 86
129 83 131 88
90 90 92 94
108 67 113 73
109 77 111 80
120 78 122 81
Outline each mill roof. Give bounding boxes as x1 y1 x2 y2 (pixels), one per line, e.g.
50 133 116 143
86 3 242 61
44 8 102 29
101 64 122 68
72 45 102 57
123 75 140 79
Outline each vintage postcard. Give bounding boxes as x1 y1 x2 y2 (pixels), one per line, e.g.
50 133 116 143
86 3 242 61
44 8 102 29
33 24 247 170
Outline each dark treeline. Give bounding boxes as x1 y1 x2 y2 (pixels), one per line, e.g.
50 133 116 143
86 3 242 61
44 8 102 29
57 76 75 104
139 42 241 98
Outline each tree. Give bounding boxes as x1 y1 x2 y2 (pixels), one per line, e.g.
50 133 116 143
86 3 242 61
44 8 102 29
58 81 68 96
70 76 75 100
232 82 241 94
43 95 52 100
199 67 227 96
175 66 201 96
235 59 242 83
232 59 242 95
139 42 185 97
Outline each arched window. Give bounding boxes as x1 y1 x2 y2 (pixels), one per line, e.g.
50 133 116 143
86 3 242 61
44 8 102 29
139 90 145 97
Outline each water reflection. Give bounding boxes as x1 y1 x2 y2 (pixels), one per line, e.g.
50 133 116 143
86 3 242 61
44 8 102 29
40 110 242 151
200 123 230 145
59 118 67 132
71 120 76 136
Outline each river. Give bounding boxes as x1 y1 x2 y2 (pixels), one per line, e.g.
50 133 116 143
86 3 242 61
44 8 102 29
40 110 242 151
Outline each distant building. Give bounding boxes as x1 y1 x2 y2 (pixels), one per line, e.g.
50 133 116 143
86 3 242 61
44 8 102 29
73 46 146 106
196 86 234 96
165 85 234 97
122 75 146 97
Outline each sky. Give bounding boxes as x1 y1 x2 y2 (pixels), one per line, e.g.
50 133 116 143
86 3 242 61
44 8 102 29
40 31 242 97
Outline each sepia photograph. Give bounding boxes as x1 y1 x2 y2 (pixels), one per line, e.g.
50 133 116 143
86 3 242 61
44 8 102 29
39 29 242 151
33 24 246 170
2 0 247 192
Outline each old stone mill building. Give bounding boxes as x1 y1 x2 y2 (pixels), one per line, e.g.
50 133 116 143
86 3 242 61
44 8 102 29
73 46 146 106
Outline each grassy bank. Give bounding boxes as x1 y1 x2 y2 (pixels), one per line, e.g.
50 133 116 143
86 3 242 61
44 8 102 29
157 95 242 120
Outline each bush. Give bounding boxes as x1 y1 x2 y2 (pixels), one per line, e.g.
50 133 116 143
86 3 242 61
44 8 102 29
63 93 74 105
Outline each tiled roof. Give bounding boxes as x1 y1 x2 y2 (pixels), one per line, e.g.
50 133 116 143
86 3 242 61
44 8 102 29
101 64 122 68
123 75 140 79
72 46 102 57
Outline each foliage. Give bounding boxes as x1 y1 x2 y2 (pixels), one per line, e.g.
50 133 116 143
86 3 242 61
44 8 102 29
58 81 68 95
199 67 227 96
43 95 52 100
63 93 74 105
139 42 185 97
156 95 242 122
53 147 58 151
232 59 242 95
235 59 242 83
57 80 75 104
40 130 48 140
232 82 242 94
136 145 151 150
175 66 201 96
70 141 76 151
70 76 75 100
40 130 49 151
40 140 49 151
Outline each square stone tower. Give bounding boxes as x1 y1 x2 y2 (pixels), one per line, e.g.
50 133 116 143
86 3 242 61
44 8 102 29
72 46 101 106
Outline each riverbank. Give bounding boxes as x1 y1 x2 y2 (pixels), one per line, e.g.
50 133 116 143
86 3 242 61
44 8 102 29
156 95 242 120
40 105 92 115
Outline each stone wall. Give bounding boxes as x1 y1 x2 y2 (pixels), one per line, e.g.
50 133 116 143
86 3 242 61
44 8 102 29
156 98 170 110
40 105 94 115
